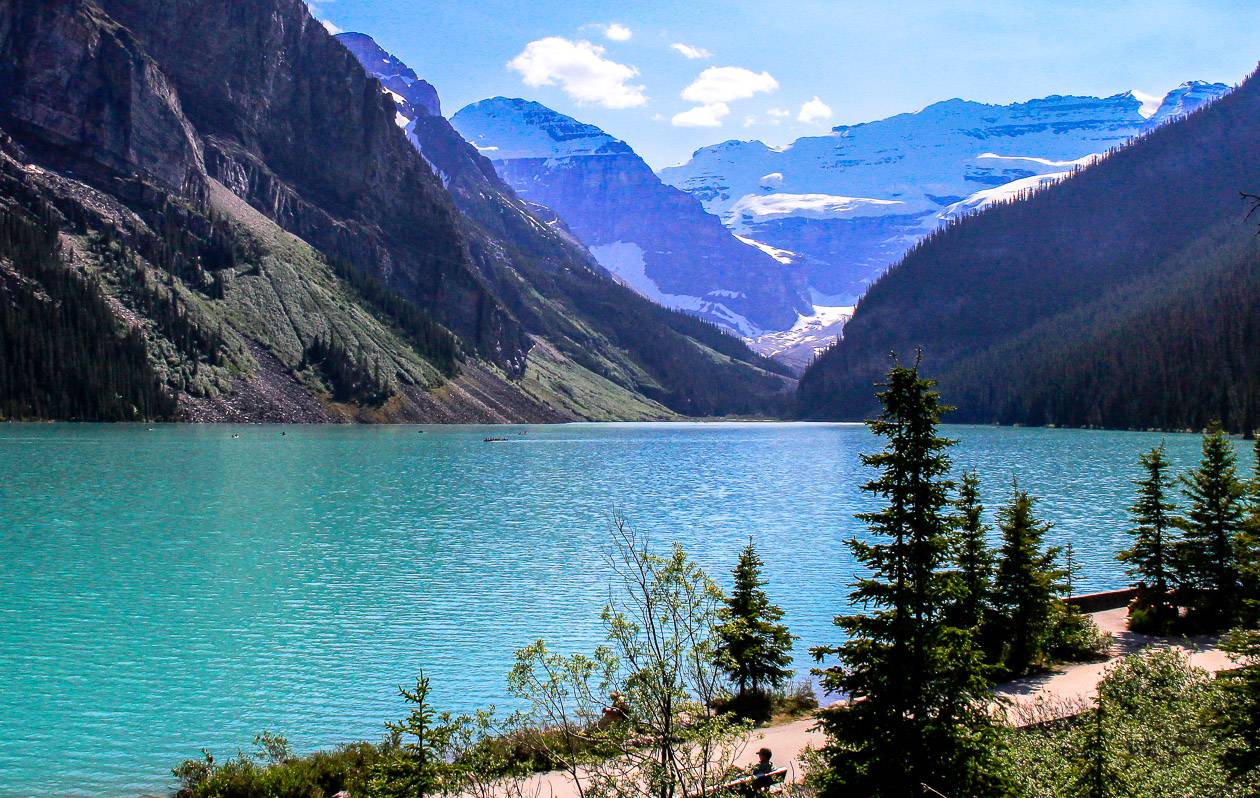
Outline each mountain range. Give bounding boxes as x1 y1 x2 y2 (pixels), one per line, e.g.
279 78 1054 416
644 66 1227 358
659 82 1232 308
0 0 790 423
797 67 1260 432
447 97 809 336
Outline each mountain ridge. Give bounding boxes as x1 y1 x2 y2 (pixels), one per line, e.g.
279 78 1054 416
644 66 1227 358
795 67 1260 431
450 95 811 336
659 80 1232 314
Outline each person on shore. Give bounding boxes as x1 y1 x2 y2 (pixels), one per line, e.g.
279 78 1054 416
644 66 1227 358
749 748 776 792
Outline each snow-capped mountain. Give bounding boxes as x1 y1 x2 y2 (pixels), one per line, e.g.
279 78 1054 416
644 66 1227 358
450 98 810 336
659 82 1231 305
336 32 441 118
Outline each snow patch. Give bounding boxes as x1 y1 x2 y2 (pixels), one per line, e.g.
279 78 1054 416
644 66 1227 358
729 193 904 226
940 171 1071 219
734 234 797 265
975 152 1098 169
588 241 760 336
748 304 854 372
1130 89 1165 119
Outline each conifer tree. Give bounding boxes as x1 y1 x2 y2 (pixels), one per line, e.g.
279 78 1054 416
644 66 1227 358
715 539 796 705
1211 627 1260 782
1118 444 1179 632
952 470 994 632
1177 423 1246 628
811 357 1010 798
991 484 1063 675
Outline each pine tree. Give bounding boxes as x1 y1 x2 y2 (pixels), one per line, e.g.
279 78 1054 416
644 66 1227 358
952 470 994 632
1211 627 1260 782
991 484 1063 676
368 674 463 798
811 357 1010 798
715 538 796 709
1117 444 1179 632
1064 541 1080 598
1177 423 1246 629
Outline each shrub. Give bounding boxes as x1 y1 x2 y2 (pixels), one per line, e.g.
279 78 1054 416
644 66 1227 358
1045 604 1112 663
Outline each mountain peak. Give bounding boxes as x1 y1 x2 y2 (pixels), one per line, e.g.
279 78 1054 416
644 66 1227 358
1146 80 1231 127
451 98 633 160
336 31 440 117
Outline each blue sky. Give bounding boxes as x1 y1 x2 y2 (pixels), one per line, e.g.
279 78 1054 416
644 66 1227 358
310 0 1260 168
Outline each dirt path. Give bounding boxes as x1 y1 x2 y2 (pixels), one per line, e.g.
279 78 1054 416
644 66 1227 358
520 608 1235 797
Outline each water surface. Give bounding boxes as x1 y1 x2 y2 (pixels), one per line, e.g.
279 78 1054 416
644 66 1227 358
0 422 1241 797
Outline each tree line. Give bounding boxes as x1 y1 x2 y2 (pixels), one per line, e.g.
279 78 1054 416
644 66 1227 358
0 204 175 421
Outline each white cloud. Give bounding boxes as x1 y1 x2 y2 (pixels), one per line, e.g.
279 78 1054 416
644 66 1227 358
743 115 757 128
670 42 712 60
767 107 791 117
798 96 833 124
508 37 647 109
604 23 632 41
305 0 340 33
672 102 730 127
681 66 778 105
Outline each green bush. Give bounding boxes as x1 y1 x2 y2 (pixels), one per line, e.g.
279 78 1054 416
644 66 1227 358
1006 648 1258 798
717 688 774 724
1045 604 1112 663
173 740 382 798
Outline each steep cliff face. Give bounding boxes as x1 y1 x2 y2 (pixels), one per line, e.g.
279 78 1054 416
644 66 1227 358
0 0 206 200
451 98 810 336
336 31 441 117
96 0 532 373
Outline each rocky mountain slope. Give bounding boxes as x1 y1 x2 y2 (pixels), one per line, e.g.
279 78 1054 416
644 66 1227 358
449 97 810 336
0 0 791 422
660 82 1232 308
796 67 1260 431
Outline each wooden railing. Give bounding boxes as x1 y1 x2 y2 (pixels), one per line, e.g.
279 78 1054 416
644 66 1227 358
1063 588 1137 614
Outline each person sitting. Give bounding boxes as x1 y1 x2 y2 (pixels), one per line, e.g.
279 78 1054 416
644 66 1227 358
749 748 776 792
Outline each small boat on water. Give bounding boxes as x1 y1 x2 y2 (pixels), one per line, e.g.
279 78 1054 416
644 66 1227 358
483 437 509 443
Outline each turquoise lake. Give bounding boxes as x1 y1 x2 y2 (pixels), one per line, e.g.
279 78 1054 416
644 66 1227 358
0 422 1248 797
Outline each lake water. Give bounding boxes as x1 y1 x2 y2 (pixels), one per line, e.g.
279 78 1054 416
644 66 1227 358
0 422 1247 797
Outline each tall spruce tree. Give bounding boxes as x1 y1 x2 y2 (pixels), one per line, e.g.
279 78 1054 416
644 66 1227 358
715 539 796 704
1118 444 1179 632
991 484 1063 675
1177 423 1246 629
952 470 995 632
811 357 1010 798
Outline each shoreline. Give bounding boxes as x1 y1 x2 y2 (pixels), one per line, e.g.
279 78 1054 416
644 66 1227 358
520 606 1236 798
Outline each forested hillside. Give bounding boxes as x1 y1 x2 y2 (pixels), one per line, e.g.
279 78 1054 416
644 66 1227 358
798 67 1260 431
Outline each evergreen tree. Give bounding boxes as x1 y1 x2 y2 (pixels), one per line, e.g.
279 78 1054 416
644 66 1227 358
952 470 994 632
1211 627 1260 782
1118 444 1179 632
367 674 471 798
1063 541 1080 598
714 539 796 706
1177 423 1246 628
991 484 1063 675
811 357 1010 798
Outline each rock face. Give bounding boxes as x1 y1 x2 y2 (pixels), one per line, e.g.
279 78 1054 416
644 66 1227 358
660 83 1232 305
0 0 207 200
94 0 529 372
451 97 810 336
335 32 441 117
0 1 791 422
